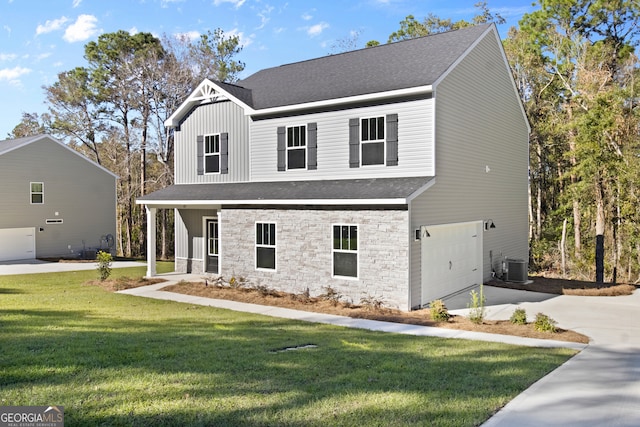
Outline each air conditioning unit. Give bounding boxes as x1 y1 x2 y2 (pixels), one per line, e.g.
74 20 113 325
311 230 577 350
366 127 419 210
504 258 528 283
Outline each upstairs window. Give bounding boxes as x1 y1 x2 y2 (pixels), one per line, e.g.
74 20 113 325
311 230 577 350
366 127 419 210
277 123 317 171
349 114 398 168
204 134 220 174
333 224 358 278
30 182 44 204
197 133 228 175
361 117 385 166
287 125 306 169
256 222 276 270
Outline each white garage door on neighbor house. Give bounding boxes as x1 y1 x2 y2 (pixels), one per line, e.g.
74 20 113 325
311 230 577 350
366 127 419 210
0 227 36 261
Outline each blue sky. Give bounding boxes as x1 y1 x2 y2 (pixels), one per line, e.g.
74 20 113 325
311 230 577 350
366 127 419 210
0 0 535 138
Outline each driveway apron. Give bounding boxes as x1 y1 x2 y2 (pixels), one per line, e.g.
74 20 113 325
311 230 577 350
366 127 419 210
481 290 640 427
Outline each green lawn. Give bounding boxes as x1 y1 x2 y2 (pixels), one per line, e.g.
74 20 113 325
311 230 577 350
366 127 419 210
0 264 576 426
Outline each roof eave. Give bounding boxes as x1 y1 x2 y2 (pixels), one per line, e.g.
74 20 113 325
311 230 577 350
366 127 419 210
247 85 433 117
137 198 409 207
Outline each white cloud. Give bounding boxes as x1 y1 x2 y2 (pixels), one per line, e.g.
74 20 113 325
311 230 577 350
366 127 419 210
0 66 32 84
63 14 99 43
307 22 329 37
175 31 200 42
3 25 11 36
129 27 139 35
72 0 83 7
301 13 313 21
0 53 17 61
256 5 274 30
226 28 253 47
213 0 246 9
36 17 69 36
36 53 52 60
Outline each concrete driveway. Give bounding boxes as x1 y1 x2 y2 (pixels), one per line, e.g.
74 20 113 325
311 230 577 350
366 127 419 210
0 258 145 275
451 287 640 427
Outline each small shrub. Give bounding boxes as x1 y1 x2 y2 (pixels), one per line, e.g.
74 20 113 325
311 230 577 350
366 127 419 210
321 286 342 306
510 308 528 325
534 313 557 333
467 285 486 324
360 294 386 311
291 288 311 303
429 299 450 322
254 284 279 297
228 276 248 289
96 251 112 281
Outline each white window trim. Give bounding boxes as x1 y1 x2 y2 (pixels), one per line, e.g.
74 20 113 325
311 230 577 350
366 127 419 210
360 116 385 167
204 133 221 175
331 223 359 280
286 124 307 170
255 221 277 271
30 182 44 205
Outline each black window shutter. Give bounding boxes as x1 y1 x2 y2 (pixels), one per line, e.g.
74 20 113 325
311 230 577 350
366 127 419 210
386 114 398 166
220 132 229 174
277 127 286 171
307 123 317 170
349 118 360 168
196 135 204 175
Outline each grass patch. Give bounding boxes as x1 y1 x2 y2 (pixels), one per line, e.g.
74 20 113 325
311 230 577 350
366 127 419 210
0 265 576 427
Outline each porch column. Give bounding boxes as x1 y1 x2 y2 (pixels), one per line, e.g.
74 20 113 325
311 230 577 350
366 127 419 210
146 206 157 277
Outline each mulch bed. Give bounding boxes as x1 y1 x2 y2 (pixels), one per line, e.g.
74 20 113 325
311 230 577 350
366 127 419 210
490 275 637 296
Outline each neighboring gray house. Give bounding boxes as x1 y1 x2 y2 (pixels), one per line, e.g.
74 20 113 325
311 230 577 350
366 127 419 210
0 134 117 261
138 24 530 311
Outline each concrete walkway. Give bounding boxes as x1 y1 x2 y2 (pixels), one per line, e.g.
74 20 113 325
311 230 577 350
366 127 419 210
117 273 585 350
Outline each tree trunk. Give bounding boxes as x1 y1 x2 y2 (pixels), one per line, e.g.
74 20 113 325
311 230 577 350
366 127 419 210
561 218 567 278
595 177 605 284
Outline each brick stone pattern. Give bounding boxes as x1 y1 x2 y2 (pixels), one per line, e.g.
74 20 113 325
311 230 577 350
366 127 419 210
219 208 410 310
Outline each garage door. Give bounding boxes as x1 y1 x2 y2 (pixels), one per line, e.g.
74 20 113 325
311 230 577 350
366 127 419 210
0 228 36 262
420 221 482 306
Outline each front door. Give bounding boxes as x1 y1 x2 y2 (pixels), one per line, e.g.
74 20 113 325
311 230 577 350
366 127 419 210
206 219 219 274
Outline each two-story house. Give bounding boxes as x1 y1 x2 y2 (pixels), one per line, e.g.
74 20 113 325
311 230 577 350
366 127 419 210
0 134 117 261
138 23 530 311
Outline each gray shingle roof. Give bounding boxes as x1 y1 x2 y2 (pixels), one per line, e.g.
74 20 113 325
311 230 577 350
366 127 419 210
0 134 45 155
235 24 491 110
138 176 434 205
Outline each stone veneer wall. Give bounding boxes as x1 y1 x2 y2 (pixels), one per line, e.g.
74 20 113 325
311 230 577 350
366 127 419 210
220 207 410 311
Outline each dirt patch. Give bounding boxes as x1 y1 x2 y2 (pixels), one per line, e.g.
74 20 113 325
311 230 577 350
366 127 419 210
87 276 166 292
490 275 637 296
161 280 589 344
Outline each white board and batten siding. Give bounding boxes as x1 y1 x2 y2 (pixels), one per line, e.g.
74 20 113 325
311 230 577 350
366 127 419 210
409 29 530 308
174 100 251 185
250 98 435 181
0 228 35 261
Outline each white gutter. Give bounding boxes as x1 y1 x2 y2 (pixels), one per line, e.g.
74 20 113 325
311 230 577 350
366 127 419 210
136 198 410 206
247 85 433 117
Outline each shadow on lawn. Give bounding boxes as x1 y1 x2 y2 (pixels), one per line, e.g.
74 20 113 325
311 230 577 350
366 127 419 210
0 288 26 294
1 306 575 426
